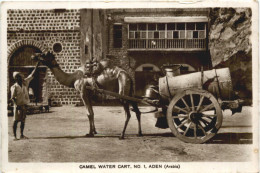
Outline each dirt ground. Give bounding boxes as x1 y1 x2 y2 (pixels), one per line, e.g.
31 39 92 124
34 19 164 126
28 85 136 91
8 105 253 162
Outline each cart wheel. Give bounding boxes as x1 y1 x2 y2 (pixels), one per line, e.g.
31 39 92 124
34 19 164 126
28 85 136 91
167 89 223 144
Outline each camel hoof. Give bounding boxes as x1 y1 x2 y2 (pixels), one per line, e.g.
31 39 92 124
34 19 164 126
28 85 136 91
119 136 124 140
85 134 94 137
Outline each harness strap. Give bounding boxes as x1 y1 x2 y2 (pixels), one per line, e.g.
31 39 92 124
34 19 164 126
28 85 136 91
92 77 100 89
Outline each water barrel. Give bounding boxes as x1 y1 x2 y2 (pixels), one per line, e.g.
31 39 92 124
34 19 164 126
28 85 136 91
159 68 233 100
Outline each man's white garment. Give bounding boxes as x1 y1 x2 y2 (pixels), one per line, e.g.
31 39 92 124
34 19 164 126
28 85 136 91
10 75 33 106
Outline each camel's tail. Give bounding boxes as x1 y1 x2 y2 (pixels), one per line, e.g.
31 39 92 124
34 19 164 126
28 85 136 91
129 77 134 97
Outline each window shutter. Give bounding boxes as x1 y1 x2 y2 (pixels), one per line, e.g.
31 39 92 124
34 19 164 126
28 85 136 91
113 24 122 48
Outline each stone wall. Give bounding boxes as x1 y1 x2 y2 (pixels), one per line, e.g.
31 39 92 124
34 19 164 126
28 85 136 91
7 9 80 31
209 8 252 103
7 9 82 105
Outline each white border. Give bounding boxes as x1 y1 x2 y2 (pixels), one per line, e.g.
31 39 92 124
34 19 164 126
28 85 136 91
1 1 259 173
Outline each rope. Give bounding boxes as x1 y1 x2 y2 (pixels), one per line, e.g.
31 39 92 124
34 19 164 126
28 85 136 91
131 107 158 114
214 69 222 99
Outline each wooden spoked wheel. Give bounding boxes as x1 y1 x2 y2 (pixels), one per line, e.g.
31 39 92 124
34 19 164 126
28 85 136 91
167 89 223 144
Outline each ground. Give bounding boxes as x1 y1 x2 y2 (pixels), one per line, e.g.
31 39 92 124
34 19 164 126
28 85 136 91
8 105 253 162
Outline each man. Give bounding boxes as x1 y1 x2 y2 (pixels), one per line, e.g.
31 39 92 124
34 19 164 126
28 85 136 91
10 62 40 140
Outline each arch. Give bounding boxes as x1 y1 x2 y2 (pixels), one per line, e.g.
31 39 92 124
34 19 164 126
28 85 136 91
179 64 196 72
8 40 47 64
9 46 42 67
135 63 160 72
135 63 161 97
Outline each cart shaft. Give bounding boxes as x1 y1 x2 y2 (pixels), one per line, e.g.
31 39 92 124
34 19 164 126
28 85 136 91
85 86 156 106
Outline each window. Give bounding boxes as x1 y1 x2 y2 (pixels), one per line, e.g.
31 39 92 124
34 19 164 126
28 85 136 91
148 31 154 39
193 31 198 38
154 31 159 38
138 23 146 30
148 24 156 30
173 31 179 38
186 23 195 30
167 23 175 30
136 31 140 39
196 23 205 30
177 23 185 30
129 24 137 31
53 43 62 53
167 31 173 39
113 24 122 48
128 22 207 50
157 23 165 30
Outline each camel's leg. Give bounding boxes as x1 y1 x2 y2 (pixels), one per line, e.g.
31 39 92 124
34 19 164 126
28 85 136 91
131 102 142 136
81 91 95 137
119 103 131 140
92 117 97 134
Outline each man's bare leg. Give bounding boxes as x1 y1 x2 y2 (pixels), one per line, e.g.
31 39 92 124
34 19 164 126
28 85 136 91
20 108 28 139
13 120 18 140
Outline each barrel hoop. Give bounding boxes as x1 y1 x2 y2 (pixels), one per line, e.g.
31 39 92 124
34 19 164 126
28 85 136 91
166 76 173 99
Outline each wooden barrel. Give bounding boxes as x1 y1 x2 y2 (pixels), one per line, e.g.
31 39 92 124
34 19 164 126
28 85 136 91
159 68 233 100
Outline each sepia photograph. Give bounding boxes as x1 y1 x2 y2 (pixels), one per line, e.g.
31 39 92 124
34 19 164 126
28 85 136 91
1 1 258 172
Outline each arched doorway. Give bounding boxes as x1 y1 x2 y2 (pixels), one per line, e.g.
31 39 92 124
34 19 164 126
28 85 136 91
135 64 161 97
8 45 47 103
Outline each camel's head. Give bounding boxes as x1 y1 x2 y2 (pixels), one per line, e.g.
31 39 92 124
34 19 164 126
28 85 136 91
83 59 94 76
32 51 58 68
84 58 104 76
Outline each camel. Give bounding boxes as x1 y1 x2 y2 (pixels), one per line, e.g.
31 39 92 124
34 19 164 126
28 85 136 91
32 51 142 139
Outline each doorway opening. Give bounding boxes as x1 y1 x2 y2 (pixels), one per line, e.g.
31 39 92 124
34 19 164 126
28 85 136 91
8 45 47 103
135 64 161 97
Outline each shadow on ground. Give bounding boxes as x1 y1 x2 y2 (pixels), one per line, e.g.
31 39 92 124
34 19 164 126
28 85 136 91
29 132 252 144
208 132 252 144
29 133 174 140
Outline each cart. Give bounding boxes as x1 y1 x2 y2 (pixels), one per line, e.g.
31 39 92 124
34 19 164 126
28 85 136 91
86 66 244 144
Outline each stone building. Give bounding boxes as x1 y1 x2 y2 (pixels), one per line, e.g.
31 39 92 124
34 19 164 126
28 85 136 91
7 9 82 104
7 8 251 105
105 9 211 96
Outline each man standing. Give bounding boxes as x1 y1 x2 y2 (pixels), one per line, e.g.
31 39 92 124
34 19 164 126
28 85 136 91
10 62 40 140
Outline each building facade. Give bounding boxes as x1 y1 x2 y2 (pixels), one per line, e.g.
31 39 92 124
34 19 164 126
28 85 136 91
105 9 211 96
7 8 211 104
